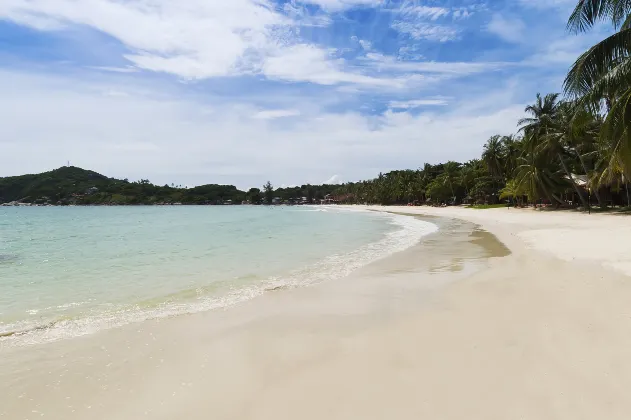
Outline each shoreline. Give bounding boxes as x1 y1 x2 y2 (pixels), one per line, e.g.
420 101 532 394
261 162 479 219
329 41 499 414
360 204 631 277
0 209 436 347
3 208 631 419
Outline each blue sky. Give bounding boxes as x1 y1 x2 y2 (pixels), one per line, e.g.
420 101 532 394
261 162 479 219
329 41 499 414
0 0 609 188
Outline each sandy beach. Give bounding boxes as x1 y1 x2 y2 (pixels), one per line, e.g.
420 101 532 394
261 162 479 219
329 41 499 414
3 206 631 419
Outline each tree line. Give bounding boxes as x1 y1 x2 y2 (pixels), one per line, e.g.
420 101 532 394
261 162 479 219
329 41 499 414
0 166 341 206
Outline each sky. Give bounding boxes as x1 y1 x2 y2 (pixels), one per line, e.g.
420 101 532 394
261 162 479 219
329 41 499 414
0 0 610 189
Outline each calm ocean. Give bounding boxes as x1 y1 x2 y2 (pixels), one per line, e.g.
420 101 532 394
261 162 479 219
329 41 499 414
0 206 437 346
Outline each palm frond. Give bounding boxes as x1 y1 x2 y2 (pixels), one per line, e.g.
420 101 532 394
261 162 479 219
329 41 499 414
564 27 631 98
568 0 631 33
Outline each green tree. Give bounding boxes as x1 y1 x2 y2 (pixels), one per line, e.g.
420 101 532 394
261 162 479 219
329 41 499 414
263 181 274 205
247 188 262 204
565 0 631 193
306 185 315 204
482 135 505 179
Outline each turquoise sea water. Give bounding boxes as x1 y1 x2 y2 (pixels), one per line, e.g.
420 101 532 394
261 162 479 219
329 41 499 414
0 206 437 346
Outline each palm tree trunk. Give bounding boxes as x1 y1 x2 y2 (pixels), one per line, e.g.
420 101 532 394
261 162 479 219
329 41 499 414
577 152 604 207
539 181 564 206
552 193 565 206
447 180 455 203
559 153 588 208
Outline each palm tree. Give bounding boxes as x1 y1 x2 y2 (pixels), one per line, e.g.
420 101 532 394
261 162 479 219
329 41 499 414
518 93 560 136
592 134 631 206
540 101 591 208
519 93 590 208
514 135 567 207
561 102 606 206
459 161 477 197
501 135 521 178
442 161 461 202
499 179 523 206
565 0 631 185
482 135 505 179
565 0 631 110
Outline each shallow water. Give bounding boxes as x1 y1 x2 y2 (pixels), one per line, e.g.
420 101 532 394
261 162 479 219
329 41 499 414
0 206 437 345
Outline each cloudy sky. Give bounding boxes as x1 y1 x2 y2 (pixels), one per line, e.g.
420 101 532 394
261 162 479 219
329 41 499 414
0 0 608 188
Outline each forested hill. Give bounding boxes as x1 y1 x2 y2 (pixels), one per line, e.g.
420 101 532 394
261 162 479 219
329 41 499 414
0 167 340 206
0 166 246 205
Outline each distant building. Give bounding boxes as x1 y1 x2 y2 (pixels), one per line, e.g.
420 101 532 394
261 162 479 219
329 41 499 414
321 194 338 205
272 197 281 205
85 187 99 195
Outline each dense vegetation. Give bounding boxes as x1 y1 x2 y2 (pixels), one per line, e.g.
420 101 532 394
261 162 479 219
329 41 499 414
0 166 340 206
0 167 244 205
330 1 631 209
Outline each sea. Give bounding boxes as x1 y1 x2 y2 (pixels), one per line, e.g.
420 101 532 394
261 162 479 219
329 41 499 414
0 206 437 347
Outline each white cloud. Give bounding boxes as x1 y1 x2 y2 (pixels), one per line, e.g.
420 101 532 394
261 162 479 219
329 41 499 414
397 45 424 61
0 0 513 94
359 40 372 51
0 0 284 79
363 53 509 76
389 98 449 109
388 3 461 42
0 0 470 90
487 14 526 43
0 70 526 189
283 2 332 27
391 21 459 42
88 66 139 73
452 9 471 20
397 5 450 20
252 109 301 119
262 44 409 87
324 175 342 184
518 0 576 10
103 90 130 97
298 0 378 11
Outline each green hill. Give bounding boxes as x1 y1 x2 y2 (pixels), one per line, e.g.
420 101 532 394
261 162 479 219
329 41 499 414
0 166 344 206
0 167 247 205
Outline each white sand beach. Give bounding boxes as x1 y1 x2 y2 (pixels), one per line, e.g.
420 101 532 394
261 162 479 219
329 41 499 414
379 205 631 276
3 206 631 420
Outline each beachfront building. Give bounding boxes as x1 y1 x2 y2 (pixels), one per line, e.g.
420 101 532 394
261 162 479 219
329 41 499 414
321 194 339 205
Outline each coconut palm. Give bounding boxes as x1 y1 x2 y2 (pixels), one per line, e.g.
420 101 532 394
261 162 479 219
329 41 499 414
540 101 591 208
482 135 505 179
501 135 521 178
499 179 523 206
518 93 591 207
518 93 561 136
565 0 631 109
442 161 461 201
459 161 477 196
514 135 568 207
565 0 631 186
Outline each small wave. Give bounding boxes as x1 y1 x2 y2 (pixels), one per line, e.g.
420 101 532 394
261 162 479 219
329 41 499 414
1 211 437 348
262 212 437 291
264 284 291 292
0 320 57 338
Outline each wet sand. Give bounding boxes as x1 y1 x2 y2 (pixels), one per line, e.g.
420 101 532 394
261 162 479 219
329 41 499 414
3 209 631 419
